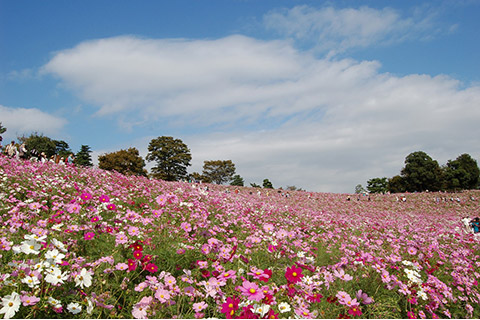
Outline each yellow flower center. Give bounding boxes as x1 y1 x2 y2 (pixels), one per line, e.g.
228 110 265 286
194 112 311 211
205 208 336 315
228 303 233 308
292 272 297 277
249 288 256 294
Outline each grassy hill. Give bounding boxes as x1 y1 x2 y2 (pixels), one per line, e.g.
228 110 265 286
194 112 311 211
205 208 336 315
0 155 479 319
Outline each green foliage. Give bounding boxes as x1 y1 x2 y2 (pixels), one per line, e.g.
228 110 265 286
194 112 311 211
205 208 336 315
54 140 72 158
202 160 236 184
443 153 480 190
250 183 261 188
0 122 6 134
230 174 244 186
366 177 388 194
401 151 443 192
355 184 366 194
98 147 147 176
18 132 57 157
262 178 274 189
387 175 406 193
75 145 93 167
146 136 192 181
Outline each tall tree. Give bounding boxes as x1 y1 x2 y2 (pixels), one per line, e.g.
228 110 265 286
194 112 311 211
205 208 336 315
387 175 406 193
202 160 236 184
355 184 366 194
262 178 274 189
230 174 244 186
401 151 442 192
54 140 72 157
98 147 146 176
366 177 388 194
18 133 56 157
444 153 480 190
146 136 191 181
75 145 93 167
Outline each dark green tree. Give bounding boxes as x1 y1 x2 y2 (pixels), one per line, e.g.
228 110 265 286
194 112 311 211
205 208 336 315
98 148 147 176
250 183 261 188
443 153 480 190
54 140 72 158
230 174 244 186
366 177 388 194
75 145 93 167
18 133 56 157
146 136 192 181
189 172 210 183
355 184 366 194
0 122 6 135
202 160 236 184
262 178 274 189
401 151 442 192
388 175 406 193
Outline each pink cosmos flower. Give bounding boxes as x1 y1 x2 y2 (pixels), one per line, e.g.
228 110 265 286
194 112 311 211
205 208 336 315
67 203 81 214
80 192 92 201
333 268 353 281
99 195 110 203
91 216 100 223
237 280 264 302
128 226 140 236
221 296 240 319
145 263 158 273
21 295 40 306
193 301 208 312
156 195 167 206
348 306 362 316
84 232 95 240
285 265 304 284
336 291 352 305
115 263 128 271
107 203 116 210
356 290 374 305
407 247 418 255
180 222 192 233
133 250 143 260
128 259 137 272
407 311 417 319
155 288 171 303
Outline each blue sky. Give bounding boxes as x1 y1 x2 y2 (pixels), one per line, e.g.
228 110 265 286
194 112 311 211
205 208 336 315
1 0 480 193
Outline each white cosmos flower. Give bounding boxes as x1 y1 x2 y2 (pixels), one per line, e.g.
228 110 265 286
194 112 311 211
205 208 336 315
278 302 291 313
45 267 69 285
24 234 47 242
51 238 67 252
0 292 21 319
19 240 41 255
74 268 93 288
67 302 82 314
21 275 40 288
45 248 65 264
253 304 270 317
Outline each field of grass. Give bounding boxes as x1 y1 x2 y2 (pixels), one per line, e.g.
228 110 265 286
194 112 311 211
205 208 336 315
0 155 479 319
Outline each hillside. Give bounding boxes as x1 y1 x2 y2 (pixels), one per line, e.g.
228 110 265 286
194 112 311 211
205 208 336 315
0 155 479 319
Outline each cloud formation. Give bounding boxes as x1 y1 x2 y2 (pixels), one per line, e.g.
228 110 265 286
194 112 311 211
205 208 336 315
0 105 67 139
263 5 443 55
39 8 480 192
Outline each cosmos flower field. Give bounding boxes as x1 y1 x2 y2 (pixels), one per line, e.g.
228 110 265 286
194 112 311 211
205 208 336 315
0 156 479 319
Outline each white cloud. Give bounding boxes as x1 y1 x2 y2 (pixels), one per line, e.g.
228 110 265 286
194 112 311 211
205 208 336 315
41 34 480 192
0 105 67 140
263 5 442 55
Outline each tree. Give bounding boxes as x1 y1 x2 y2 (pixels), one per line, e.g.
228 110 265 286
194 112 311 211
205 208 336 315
443 153 480 190
250 183 261 188
98 148 147 176
355 184 366 194
18 133 56 157
202 160 236 185
366 177 388 194
262 178 274 189
230 174 244 186
387 175 406 193
189 172 210 183
54 140 72 158
0 122 6 135
401 151 442 192
146 136 192 181
75 145 93 167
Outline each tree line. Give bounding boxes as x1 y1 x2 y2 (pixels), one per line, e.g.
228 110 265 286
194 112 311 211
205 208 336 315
7 132 270 187
362 151 480 194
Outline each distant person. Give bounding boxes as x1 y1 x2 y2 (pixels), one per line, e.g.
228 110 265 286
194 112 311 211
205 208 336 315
471 217 480 234
18 143 28 160
66 153 75 165
5 141 17 158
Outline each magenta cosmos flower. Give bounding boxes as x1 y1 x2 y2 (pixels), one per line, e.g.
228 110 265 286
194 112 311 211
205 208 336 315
221 296 240 319
84 232 95 240
237 280 264 302
285 265 304 284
